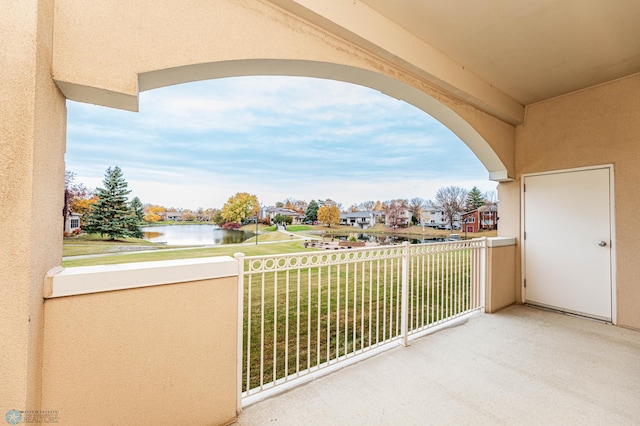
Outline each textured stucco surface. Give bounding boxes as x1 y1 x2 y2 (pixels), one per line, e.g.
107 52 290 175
42 277 238 425
515 74 640 329
0 0 65 414
486 244 516 313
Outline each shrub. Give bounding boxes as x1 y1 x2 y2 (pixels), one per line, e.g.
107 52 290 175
222 222 241 230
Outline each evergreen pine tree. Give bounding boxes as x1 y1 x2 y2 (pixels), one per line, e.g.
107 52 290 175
84 166 140 240
305 200 319 222
128 196 145 238
465 186 485 211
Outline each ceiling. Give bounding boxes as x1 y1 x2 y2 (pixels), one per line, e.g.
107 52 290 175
360 0 640 105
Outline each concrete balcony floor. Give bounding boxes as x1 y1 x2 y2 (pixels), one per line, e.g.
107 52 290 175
235 305 640 425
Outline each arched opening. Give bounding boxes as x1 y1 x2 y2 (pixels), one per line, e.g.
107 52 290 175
63 60 510 182
68 75 496 204
64 73 500 256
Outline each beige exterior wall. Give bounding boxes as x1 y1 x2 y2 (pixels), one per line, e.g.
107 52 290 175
496 180 522 302
42 276 238 425
0 0 66 414
514 74 640 330
485 242 517 313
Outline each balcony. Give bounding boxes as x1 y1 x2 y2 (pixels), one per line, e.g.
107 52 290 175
40 237 640 425
236 304 640 424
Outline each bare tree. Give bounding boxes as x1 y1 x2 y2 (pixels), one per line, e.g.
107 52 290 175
433 186 468 230
408 197 425 224
484 190 498 205
362 200 375 211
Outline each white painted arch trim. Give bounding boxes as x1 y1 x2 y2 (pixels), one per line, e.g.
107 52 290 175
44 256 237 298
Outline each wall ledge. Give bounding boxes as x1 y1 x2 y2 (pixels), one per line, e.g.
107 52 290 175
44 256 237 298
487 236 517 248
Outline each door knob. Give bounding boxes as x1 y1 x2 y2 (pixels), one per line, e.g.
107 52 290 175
598 241 608 247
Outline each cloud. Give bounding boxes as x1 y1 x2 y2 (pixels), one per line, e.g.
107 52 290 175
66 76 493 210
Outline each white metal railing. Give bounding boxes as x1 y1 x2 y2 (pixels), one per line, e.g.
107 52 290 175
236 238 486 406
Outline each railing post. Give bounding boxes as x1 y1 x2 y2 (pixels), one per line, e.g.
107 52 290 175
479 238 487 313
234 252 245 413
400 242 410 346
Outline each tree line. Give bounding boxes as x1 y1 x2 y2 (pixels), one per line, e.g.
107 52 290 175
66 167 496 238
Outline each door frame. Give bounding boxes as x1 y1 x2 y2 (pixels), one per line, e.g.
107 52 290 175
520 164 617 324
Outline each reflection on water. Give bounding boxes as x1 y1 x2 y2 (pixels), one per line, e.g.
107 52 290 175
322 233 446 244
141 224 253 246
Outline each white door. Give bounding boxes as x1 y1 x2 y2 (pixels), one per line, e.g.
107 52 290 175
523 167 613 321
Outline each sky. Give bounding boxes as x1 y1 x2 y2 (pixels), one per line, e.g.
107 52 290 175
66 76 496 210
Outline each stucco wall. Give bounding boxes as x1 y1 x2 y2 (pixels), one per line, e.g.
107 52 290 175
42 276 238 425
485 242 517 313
0 0 66 414
515 74 640 329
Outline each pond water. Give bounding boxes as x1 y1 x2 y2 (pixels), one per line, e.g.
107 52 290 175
320 232 448 244
141 224 253 246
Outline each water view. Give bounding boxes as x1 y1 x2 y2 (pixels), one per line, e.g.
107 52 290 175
319 233 449 244
141 224 253 246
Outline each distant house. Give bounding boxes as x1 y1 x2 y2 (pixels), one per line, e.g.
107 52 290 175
65 212 82 234
460 205 498 233
164 211 182 221
384 207 412 228
265 207 304 225
340 211 383 229
422 206 461 229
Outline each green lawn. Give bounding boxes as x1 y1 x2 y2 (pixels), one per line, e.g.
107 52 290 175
241 249 477 392
61 240 317 267
63 235 186 257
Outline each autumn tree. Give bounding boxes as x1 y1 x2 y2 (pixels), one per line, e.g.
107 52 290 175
304 200 319 222
432 186 468 231
348 204 360 212
385 199 409 228
71 196 98 226
144 205 166 222
64 170 95 229
294 200 308 214
83 166 141 240
203 208 219 222
465 186 485 211
322 199 343 212
317 204 340 227
221 192 260 224
373 201 384 211
283 198 308 214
